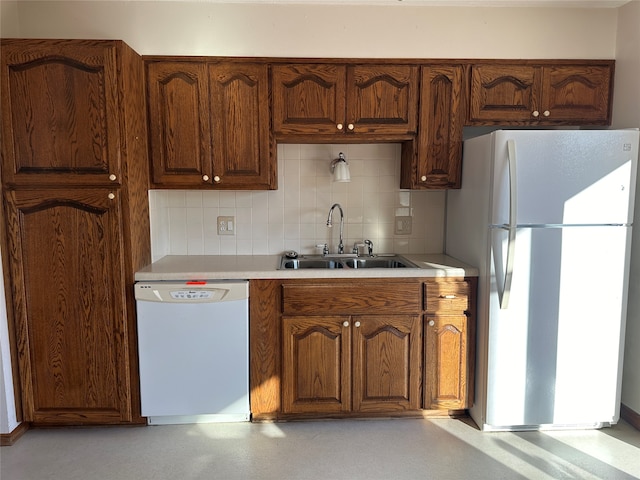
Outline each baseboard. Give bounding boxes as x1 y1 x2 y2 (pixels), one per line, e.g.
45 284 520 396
0 422 29 446
620 403 640 431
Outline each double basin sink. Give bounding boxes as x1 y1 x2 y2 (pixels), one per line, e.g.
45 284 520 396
279 254 419 270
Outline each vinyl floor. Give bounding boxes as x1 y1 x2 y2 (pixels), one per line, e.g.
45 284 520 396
1 417 639 480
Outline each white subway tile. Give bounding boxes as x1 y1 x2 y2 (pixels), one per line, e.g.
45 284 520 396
219 191 236 208
235 192 253 208
202 191 220 207
167 190 187 207
219 236 237 255
185 191 203 207
236 238 253 255
151 144 445 258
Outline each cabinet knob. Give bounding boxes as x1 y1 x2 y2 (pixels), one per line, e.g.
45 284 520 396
543 110 550 117
337 123 343 131
420 175 427 182
440 294 457 299
108 174 117 181
213 176 221 183
532 110 540 118
343 321 349 327
428 320 435 327
354 321 361 328
107 192 115 200
347 123 355 131
202 175 210 182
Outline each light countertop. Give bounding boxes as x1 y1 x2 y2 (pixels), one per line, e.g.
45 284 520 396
134 254 478 281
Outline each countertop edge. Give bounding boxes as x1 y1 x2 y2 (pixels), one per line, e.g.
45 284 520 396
134 254 479 281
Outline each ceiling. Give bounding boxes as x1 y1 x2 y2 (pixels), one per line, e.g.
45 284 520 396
132 0 631 6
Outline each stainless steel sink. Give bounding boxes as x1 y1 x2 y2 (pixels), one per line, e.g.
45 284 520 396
279 254 418 270
342 257 417 269
280 258 344 269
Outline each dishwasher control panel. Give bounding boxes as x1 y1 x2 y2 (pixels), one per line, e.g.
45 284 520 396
134 281 248 303
170 290 214 300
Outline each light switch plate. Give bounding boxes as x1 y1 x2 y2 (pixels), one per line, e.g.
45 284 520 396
217 216 235 235
395 216 412 235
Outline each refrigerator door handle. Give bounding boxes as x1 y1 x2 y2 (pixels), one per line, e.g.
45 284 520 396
500 140 518 309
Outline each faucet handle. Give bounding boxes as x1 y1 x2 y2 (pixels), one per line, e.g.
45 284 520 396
364 239 374 256
316 243 329 255
352 242 365 255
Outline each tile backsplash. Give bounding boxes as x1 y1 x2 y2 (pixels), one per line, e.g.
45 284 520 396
149 143 445 261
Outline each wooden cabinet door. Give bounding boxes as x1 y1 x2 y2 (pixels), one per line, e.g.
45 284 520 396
403 65 465 189
469 62 613 125
424 314 469 410
4 188 133 424
346 65 418 135
272 64 346 136
209 62 276 189
352 315 422 412
146 61 212 186
468 64 541 123
282 316 351 414
541 65 612 124
1 40 122 187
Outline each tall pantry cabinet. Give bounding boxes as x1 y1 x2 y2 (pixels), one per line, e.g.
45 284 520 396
0 39 150 425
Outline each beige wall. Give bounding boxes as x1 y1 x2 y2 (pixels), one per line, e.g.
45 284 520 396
4 1 617 58
2 0 638 433
613 0 640 418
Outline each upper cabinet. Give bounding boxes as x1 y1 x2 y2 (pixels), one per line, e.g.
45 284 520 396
146 59 276 189
401 65 466 190
272 63 418 140
1 40 127 187
468 62 613 125
145 57 614 191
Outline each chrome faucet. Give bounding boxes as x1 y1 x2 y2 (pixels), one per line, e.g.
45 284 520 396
326 203 345 254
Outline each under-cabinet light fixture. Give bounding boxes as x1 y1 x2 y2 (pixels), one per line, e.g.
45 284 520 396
330 152 351 183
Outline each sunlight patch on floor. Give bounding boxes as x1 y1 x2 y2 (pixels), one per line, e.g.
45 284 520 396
429 419 637 480
188 421 287 440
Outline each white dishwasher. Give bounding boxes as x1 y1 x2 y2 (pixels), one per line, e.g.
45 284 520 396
134 280 250 425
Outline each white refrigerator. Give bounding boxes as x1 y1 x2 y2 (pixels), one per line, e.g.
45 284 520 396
446 129 639 431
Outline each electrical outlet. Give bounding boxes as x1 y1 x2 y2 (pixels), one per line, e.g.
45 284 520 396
217 216 235 235
395 216 412 235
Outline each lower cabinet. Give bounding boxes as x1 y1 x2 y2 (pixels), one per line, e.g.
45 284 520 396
282 314 422 415
249 277 476 421
423 278 474 411
424 314 469 410
3 188 147 425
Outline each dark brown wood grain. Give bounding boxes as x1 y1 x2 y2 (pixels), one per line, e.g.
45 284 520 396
468 63 613 125
401 65 466 190
282 315 351 414
146 59 276 189
423 278 476 411
1 39 150 426
282 282 421 315
272 63 418 139
249 279 282 416
209 62 276 189
250 277 476 421
146 60 211 186
352 315 422 412
5 189 132 424
346 65 418 135
1 40 122 187
424 314 468 410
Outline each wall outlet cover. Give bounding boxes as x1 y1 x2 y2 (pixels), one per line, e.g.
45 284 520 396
395 216 412 235
217 216 235 235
